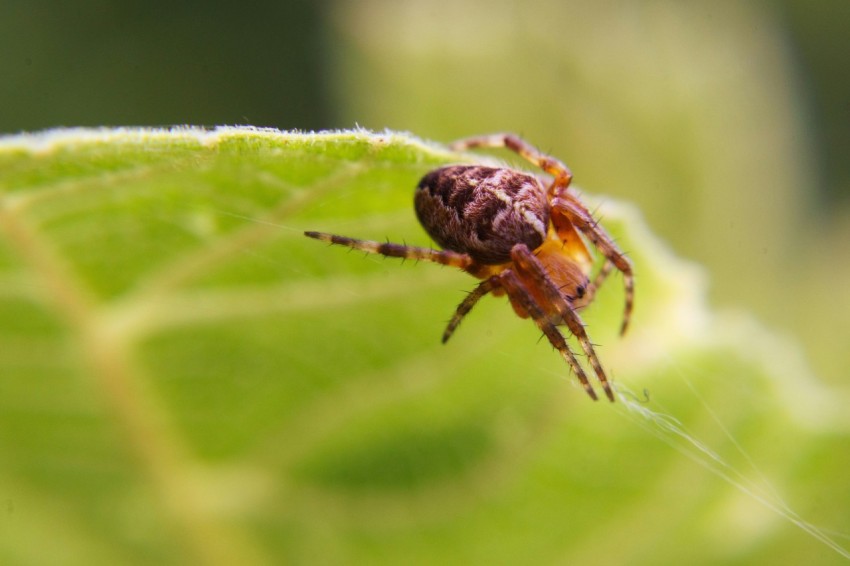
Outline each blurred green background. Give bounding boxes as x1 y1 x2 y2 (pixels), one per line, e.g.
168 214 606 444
2 0 848 380
2 0 850 564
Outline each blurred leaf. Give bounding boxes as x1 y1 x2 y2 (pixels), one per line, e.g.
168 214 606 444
0 127 848 564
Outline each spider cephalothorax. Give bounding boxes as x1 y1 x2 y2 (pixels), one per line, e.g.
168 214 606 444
305 134 633 401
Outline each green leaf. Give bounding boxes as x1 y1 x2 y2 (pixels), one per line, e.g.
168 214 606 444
1 127 847 564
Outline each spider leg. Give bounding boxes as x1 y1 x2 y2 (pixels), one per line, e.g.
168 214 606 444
304 231 474 269
442 277 498 344
581 260 614 305
551 195 634 336
498 270 599 401
510 244 615 402
449 133 573 190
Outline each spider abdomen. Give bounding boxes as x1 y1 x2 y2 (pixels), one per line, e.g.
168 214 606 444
414 165 550 264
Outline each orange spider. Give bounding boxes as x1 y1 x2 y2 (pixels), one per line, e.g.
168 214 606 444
305 134 633 401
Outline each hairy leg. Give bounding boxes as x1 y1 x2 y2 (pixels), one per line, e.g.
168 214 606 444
449 133 573 190
580 260 614 305
551 195 634 335
498 269 599 401
510 244 614 401
305 231 474 269
442 277 498 344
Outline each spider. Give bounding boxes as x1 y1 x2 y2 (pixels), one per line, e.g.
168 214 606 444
304 134 633 401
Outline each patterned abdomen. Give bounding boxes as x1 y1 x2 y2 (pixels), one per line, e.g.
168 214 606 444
414 165 550 264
